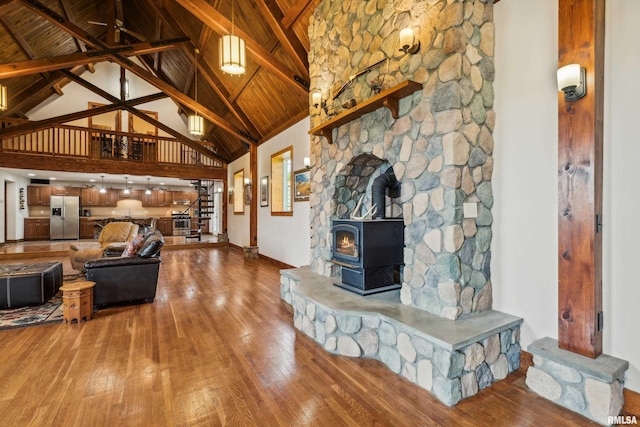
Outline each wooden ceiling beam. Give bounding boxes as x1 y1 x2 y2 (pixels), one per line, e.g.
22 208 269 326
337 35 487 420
19 0 108 50
143 1 262 150
256 0 308 78
153 18 163 70
60 70 230 163
175 0 309 95
112 57 257 147
59 0 95 73
0 14 52 81
0 93 168 138
281 0 312 29
0 38 189 79
0 71 66 118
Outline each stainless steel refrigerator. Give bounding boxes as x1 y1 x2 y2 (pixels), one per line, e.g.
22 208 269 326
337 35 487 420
50 195 79 240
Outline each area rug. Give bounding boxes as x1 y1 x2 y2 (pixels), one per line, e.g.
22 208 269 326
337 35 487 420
0 294 64 331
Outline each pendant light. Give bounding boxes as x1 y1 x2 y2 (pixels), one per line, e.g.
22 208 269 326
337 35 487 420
123 176 130 195
99 175 106 194
188 48 205 136
0 84 7 111
219 0 246 75
145 177 152 195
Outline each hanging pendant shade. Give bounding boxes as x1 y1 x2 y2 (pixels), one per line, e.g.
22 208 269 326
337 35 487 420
219 35 246 75
189 114 204 136
0 84 7 111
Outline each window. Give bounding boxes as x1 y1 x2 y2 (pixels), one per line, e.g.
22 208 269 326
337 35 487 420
271 146 293 216
233 169 244 214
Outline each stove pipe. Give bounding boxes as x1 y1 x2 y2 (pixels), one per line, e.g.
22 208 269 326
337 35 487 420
372 167 400 219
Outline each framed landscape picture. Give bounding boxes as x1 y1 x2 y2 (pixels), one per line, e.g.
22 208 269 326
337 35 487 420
293 169 311 202
260 176 269 207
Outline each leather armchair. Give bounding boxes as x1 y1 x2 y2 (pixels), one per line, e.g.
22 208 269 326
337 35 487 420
69 221 140 271
84 231 164 309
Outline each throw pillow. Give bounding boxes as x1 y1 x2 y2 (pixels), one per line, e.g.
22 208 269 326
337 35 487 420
121 233 145 257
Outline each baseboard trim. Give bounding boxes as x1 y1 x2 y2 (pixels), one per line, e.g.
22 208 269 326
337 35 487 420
519 349 640 416
226 243 295 269
258 253 294 270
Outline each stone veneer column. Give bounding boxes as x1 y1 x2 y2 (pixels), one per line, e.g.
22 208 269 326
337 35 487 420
309 0 496 319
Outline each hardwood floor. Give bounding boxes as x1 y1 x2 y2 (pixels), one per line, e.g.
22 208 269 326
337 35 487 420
0 247 600 426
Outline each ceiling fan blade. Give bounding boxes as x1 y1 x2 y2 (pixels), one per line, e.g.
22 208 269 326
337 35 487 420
121 28 147 42
88 20 108 26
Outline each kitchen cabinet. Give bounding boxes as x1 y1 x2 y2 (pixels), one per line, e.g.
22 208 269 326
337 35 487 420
27 186 52 206
24 218 50 240
142 190 157 207
157 190 172 207
157 217 173 236
79 218 98 239
171 191 191 203
81 187 116 207
51 186 81 197
117 189 142 200
142 190 174 207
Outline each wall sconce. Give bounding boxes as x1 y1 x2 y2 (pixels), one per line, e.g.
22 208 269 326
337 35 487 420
124 78 130 99
312 90 329 115
303 156 311 169
557 64 586 102
399 28 420 55
0 84 7 111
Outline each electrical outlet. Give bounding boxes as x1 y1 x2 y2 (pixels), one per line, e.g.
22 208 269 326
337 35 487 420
463 203 478 218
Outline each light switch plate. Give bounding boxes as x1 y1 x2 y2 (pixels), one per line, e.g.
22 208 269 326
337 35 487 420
463 202 478 218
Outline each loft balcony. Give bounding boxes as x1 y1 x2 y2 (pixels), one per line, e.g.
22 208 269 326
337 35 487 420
0 118 226 180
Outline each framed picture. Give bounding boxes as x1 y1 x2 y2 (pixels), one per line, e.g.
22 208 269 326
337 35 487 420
260 176 269 207
233 170 244 214
293 168 311 202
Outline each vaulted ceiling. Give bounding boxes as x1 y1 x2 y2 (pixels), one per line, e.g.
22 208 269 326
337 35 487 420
0 0 320 163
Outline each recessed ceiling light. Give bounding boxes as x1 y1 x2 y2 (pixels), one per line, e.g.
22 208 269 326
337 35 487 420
89 179 96 182
27 173 35 177
50 177 56 180
160 182 165 185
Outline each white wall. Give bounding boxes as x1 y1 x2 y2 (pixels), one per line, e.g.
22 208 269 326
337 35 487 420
493 0 640 392
0 171 30 242
227 118 311 268
257 118 310 267
28 61 191 138
227 154 251 247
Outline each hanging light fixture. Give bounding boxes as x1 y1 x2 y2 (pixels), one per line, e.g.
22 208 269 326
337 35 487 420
123 176 130 195
99 175 106 194
189 48 205 136
0 84 7 111
219 0 246 75
145 177 152 195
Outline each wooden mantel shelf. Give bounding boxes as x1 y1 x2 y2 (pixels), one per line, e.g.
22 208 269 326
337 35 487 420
309 80 423 144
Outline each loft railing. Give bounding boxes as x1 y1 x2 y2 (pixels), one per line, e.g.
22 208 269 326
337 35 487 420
0 119 222 168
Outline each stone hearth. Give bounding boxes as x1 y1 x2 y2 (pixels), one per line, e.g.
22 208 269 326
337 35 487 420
281 267 522 406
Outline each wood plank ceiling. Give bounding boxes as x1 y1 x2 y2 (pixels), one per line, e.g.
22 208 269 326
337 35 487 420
0 0 320 163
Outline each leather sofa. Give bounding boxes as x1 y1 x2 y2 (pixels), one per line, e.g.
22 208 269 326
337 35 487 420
69 222 140 272
84 230 164 309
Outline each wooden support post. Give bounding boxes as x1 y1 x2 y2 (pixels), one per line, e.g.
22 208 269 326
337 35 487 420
557 0 605 358
249 143 258 247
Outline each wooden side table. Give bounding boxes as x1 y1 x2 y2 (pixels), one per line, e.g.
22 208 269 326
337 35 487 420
60 281 96 323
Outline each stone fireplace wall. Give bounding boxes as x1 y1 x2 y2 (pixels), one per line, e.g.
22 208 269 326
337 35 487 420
309 0 496 319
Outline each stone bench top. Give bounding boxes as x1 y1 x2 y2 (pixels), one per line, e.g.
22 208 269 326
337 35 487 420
282 266 523 351
528 337 629 383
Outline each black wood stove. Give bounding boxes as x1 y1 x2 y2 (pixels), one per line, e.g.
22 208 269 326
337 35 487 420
331 218 404 295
